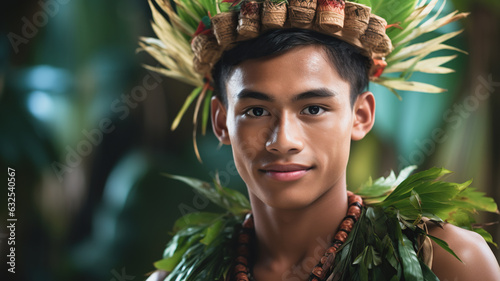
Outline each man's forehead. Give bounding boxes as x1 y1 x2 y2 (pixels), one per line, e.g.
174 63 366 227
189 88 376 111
233 45 331 75
225 45 348 103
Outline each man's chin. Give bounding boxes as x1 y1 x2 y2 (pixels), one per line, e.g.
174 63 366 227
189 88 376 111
259 193 320 211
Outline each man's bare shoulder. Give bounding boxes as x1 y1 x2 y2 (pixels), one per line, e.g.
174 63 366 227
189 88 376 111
428 222 500 281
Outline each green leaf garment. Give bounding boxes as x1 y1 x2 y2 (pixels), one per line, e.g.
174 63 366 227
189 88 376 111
152 167 498 281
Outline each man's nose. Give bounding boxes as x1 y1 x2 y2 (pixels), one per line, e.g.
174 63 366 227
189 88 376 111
265 112 304 155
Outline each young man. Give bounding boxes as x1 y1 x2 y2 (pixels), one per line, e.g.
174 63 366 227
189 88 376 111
147 29 500 281
214 29 500 281
141 1 500 280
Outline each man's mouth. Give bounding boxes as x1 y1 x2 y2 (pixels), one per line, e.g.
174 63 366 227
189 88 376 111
259 163 313 182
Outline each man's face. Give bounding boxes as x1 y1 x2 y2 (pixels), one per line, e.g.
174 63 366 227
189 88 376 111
212 45 373 209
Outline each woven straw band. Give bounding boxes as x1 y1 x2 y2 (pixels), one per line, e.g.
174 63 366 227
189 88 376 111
191 0 393 77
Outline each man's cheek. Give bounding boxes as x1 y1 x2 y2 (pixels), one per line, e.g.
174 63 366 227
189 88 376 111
233 131 266 161
238 141 259 161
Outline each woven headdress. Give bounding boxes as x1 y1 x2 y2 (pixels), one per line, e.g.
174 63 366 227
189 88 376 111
139 0 468 160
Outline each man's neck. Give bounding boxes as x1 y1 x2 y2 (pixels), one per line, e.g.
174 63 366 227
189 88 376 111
249 179 348 280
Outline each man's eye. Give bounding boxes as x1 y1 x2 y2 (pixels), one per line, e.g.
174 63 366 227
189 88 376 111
301 106 324 115
246 107 269 117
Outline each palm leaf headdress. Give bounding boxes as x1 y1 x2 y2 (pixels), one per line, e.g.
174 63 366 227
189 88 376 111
138 0 468 160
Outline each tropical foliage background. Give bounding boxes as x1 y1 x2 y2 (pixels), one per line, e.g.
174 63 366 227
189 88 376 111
0 0 499 280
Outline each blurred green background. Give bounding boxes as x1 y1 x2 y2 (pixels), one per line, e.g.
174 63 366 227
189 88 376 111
0 0 499 280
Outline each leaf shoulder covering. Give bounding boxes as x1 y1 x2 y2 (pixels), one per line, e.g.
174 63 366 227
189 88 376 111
154 168 498 281
153 173 250 281
154 212 241 281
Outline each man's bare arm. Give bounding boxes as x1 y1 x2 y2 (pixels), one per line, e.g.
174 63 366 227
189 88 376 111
430 223 500 281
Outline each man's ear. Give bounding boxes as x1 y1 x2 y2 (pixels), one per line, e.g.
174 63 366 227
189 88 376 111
211 96 231 145
351 91 375 141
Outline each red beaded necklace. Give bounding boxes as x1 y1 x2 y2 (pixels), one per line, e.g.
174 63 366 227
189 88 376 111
230 191 363 281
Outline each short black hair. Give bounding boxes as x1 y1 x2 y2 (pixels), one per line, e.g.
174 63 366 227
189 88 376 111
212 28 371 106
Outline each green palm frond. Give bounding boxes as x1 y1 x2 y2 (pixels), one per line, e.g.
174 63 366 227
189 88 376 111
374 0 469 96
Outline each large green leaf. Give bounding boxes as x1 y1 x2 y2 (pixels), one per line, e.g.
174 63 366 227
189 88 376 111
200 220 224 245
173 212 221 233
446 209 475 228
473 228 497 247
381 235 398 270
212 172 252 214
156 229 204 271
356 166 417 200
427 234 462 262
159 214 240 280
397 230 424 281
164 173 251 215
155 245 188 272
419 260 440 281
381 167 451 207
452 187 499 213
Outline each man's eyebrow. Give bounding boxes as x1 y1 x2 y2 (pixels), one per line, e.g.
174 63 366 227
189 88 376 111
236 88 337 102
293 88 338 101
236 90 274 101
